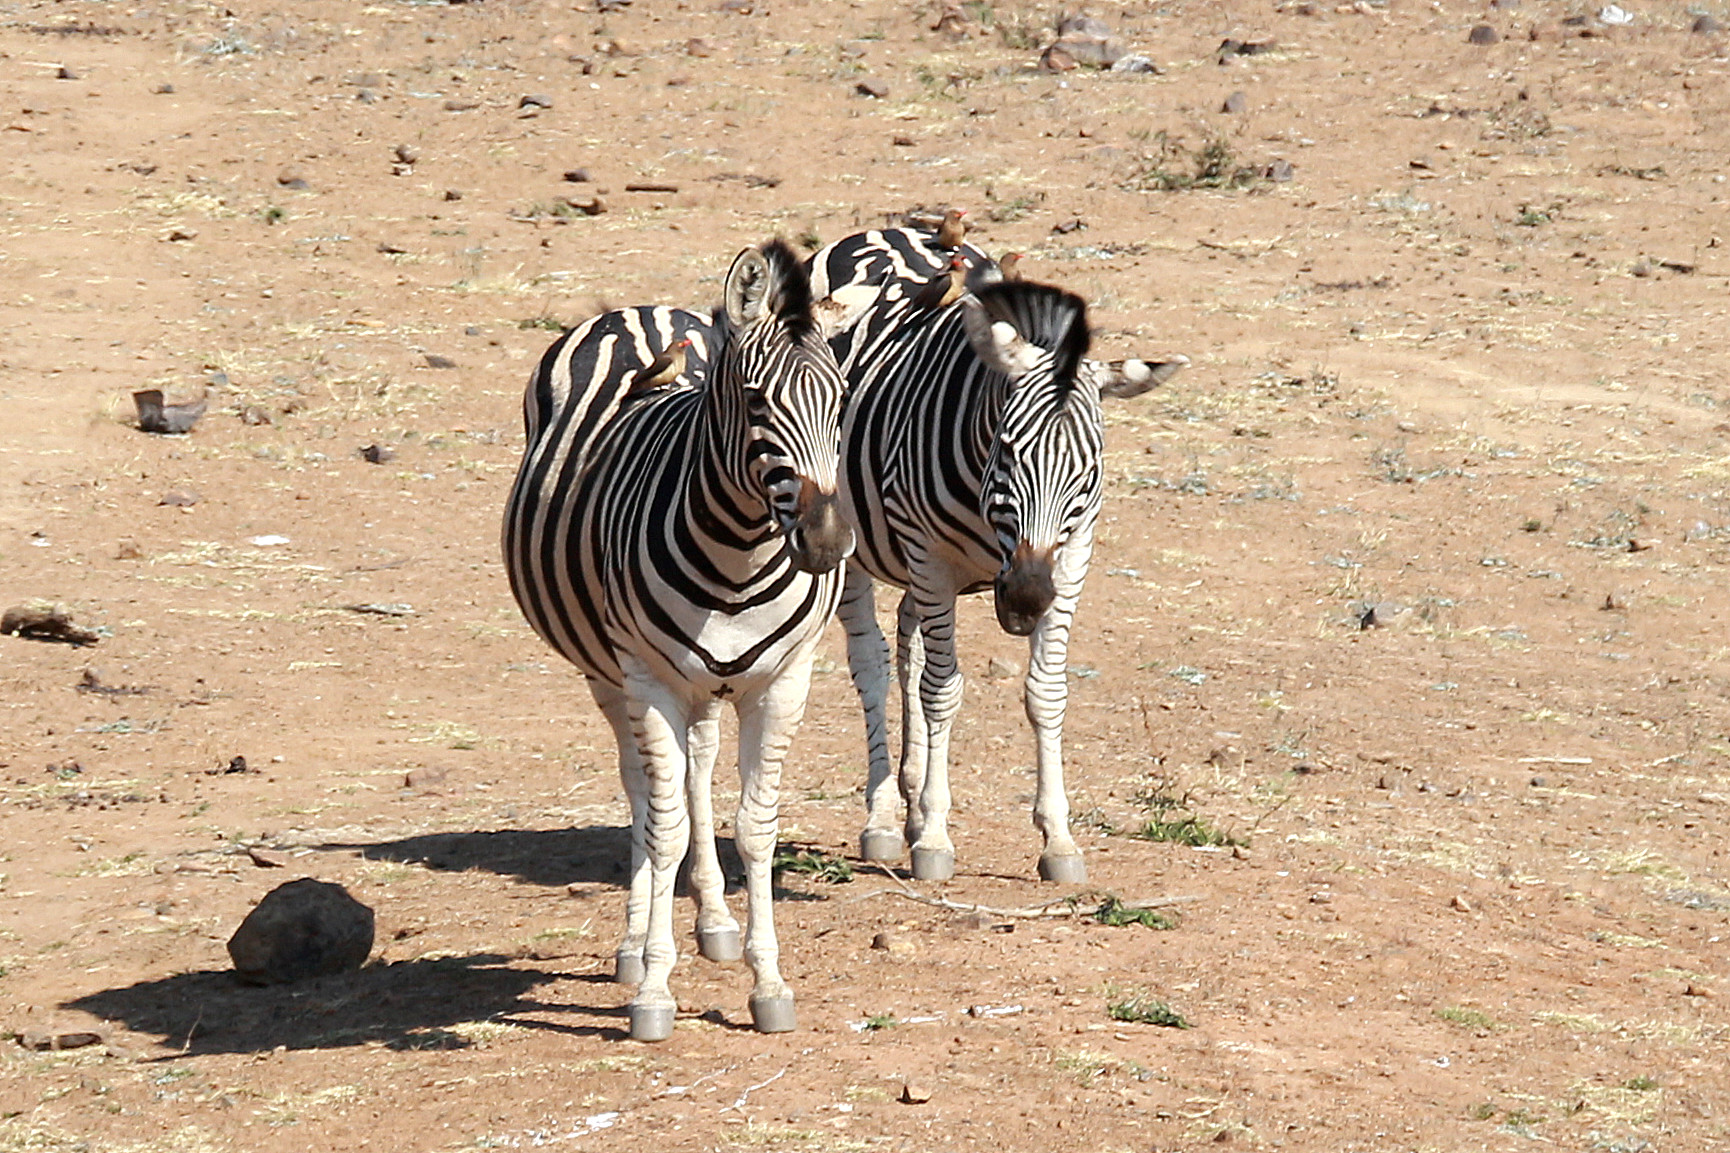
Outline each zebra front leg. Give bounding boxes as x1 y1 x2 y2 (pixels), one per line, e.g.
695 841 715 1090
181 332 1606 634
895 587 932 857
1025 530 1092 883
1027 592 1085 883
841 562 902 861
590 681 650 985
621 664 695 1042
733 648 817 1033
685 697 742 962
908 589 963 882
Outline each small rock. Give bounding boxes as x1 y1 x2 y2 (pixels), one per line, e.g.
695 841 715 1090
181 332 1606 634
153 83 175 94
953 911 997 931
562 195 607 215
1206 747 1244 770
1693 14 1724 32
1222 91 1248 114
404 766 450 791
1597 4 1632 25
931 4 968 38
116 539 143 560
1529 776 1547 788
276 168 309 190
685 38 714 57
2 605 101 647
1450 894 1472 913
360 443 396 464
1051 217 1085 234
56 66 78 80
892 135 915 147
133 388 207 434
1684 983 1711 997
871 930 917 959
1054 33 1124 68
562 168 593 183
1309 890 1333 904
166 227 197 242
1058 15 1113 37
393 144 418 165
1264 158 1295 182
856 78 889 99
519 94 554 110
898 1080 933 1105
424 354 458 370
246 847 287 869
443 99 479 112
238 404 273 426
985 656 1020 679
227 878 376 986
1039 44 1077 71
1467 24 1500 44
16 1031 102 1052
159 489 200 508
1109 54 1159 74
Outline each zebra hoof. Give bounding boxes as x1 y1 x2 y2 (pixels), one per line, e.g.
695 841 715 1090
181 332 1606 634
1038 852 1087 884
749 994 797 1034
860 828 905 862
614 952 646 985
629 1002 677 1042
909 847 955 882
697 926 742 963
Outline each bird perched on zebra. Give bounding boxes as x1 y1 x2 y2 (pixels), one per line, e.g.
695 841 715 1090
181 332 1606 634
503 239 853 1041
807 223 1186 883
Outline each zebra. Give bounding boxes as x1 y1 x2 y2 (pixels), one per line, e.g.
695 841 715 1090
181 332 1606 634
810 223 1185 884
502 239 853 1041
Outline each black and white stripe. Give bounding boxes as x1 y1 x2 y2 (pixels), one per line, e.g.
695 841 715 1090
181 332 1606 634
809 225 1182 883
503 240 852 1040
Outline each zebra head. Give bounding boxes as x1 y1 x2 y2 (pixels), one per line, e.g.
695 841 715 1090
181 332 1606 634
962 283 1101 637
717 239 855 575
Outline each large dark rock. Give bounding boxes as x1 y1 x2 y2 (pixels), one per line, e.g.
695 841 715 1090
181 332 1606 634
226 878 375 985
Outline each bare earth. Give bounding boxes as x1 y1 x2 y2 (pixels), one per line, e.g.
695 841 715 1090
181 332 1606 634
3 1 1729 1149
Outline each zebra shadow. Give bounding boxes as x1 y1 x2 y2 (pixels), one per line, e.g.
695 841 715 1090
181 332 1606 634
62 953 627 1056
326 827 832 901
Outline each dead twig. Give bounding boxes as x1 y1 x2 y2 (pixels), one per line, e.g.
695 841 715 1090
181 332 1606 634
854 864 1200 918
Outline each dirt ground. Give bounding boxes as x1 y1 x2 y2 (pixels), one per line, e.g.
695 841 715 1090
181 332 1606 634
3 0 1729 1149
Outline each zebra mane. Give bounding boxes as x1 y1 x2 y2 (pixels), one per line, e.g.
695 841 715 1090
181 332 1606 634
710 238 819 352
759 237 817 341
971 281 1090 392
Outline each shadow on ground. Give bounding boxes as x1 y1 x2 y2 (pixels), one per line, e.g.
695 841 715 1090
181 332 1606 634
64 953 622 1056
327 825 636 888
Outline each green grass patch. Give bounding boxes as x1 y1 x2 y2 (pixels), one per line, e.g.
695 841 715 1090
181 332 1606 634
772 847 853 883
1093 895 1178 930
1107 992 1190 1028
1435 1005 1502 1030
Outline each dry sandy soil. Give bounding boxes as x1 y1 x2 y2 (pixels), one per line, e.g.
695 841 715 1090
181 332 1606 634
3 0 1730 1149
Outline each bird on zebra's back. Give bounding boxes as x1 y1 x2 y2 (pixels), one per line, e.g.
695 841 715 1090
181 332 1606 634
935 206 967 250
807 227 1187 885
629 335 691 392
907 252 970 313
502 238 853 1042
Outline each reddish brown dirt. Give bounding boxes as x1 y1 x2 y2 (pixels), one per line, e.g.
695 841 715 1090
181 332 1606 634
3 1 1729 1150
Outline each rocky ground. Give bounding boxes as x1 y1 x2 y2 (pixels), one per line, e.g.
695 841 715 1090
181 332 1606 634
2 0 1729 1150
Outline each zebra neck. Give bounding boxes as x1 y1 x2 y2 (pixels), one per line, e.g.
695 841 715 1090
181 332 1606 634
687 375 777 561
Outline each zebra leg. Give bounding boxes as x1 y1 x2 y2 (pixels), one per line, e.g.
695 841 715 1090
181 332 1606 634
733 648 816 1034
621 663 695 1042
895 587 932 856
685 697 742 962
842 562 902 861
908 588 963 882
1026 531 1093 883
590 680 650 985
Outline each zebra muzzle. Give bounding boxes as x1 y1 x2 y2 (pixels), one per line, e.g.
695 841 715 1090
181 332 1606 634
784 479 854 574
993 541 1056 636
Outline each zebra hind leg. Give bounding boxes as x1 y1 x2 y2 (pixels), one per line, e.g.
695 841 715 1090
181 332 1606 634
907 590 963 883
590 681 650 984
841 563 903 862
621 666 696 1042
685 698 742 962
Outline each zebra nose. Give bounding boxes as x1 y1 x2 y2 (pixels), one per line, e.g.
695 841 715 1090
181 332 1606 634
785 479 854 574
993 540 1056 636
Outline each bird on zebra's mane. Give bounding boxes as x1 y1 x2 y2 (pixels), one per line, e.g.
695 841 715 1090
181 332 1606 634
963 250 1023 295
935 206 967 250
628 336 690 392
997 251 1023 281
908 251 970 313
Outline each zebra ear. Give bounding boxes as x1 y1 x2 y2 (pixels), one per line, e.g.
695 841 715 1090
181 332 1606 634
724 246 772 327
961 296 1044 379
1098 355 1190 399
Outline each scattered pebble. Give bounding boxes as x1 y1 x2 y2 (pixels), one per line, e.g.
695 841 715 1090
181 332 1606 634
248 535 290 547
1038 44 1076 71
276 168 309 189
1693 14 1724 32
443 189 462 201
685 38 714 57
16 1031 102 1052
116 539 143 560
404 766 451 791
159 489 200 508
246 847 287 869
133 388 207 434
856 78 889 98
1222 90 1248 114
1110 54 1159 74
424 354 458 370
563 168 592 183
153 82 174 94
519 93 554 110
1450 895 1473 913
360 444 396 464
985 656 1020 679
898 1080 933 1105
871 930 917 958
1467 24 1500 44
1598 4 1632 25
